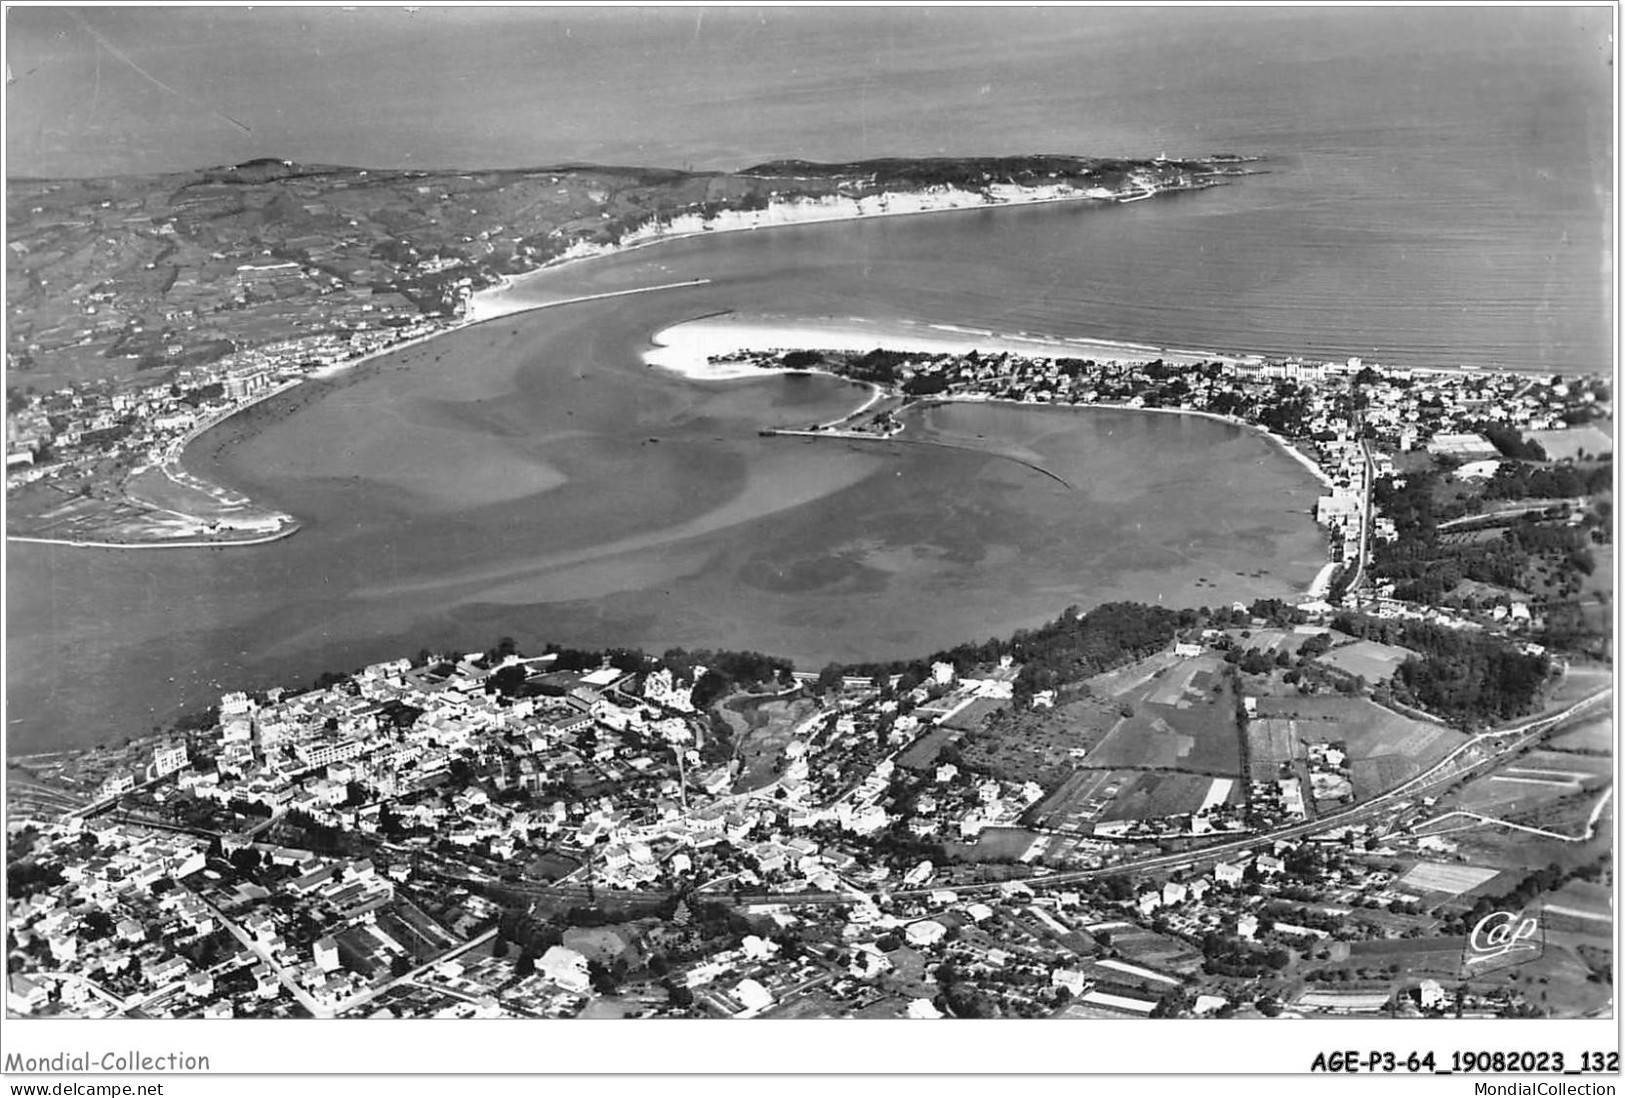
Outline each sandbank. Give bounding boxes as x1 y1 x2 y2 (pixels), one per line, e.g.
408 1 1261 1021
642 314 1258 382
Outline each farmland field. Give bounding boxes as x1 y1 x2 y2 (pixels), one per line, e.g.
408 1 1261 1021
1528 423 1613 461
1317 639 1416 682
1547 716 1611 754
1543 879 1613 936
941 696 1009 733
1247 717 1300 769
1088 713 1193 769
1511 750 1610 779
1028 769 1128 830
896 725 954 771
1144 655 1225 706
1226 627 1326 658
1083 650 1183 699
1086 658 1243 775
962 695 1121 787
1341 937 1465 977
1104 926 1203 971
1450 750 1610 816
1550 662 1614 705
1098 771 1234 821
1253 695 1464 800
1398 861 1502 896
942 826 1045 863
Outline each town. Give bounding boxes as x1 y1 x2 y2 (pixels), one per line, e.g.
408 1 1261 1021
749 343 1611 637
8 442 1612 1018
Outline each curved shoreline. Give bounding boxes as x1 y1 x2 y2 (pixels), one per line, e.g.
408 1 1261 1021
466 183 1142 321
20 186 1328 559
642 315 1338 494
6 526 299 551
643 315 1339 599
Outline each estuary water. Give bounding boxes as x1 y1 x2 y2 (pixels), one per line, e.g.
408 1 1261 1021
7 272 1326 755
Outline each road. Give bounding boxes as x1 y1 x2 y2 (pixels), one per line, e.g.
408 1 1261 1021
429 686 1611 912
1346 435 1376 596
1416 785 1614 844
188 885 332 1017
887 684 1613 900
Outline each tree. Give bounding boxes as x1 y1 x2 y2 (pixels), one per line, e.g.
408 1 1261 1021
587 960 619 994
815 663 844 695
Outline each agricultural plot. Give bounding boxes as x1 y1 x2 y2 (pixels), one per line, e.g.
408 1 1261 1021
1343 937 1465 978
1547 716 1611 754
1020 831 1090 867
896 726 954 771
1512 750 1610 780
961 694 1122 787
1105 926 1203 972
941 696 1009 733
1086 659 1242 775
1088 716 1188 770
1226 628 1325 658
1247 717 1300 769
1398 861 1502 897
1254 695 1464 800
1317 639 1416 683
1549 662 1613 705
1456 776 1579 818
1452 751 1610 815
1097 771 1234 822
1028 769 1128 830
1543 880 1613 937
1144 655 1225 706
1083 649 1182 699
1528 424 1613 461
944 826 1044 863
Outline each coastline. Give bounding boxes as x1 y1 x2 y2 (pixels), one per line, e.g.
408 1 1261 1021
5 526 299 551
641 315 1252 383
642 315 1335 491
13 280 715 551
469 180 1179 324
642 314 1340 597
6 175 1326 552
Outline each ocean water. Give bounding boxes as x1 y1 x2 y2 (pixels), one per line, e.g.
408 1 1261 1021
7 7 1610 369
5 8 1613 754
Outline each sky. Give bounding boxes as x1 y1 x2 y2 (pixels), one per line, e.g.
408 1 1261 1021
16 5 1605 180
5 6 1081 176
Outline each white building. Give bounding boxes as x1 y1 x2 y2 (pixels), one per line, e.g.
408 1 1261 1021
152 742 189 777
540 945 591 994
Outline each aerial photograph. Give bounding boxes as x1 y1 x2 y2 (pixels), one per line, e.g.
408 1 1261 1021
3 4 1615 1033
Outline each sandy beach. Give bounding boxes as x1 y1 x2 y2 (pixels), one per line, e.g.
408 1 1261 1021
465 182 1140 329
643 314 1337 489
642 314 1256 382
642 312 1340 598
